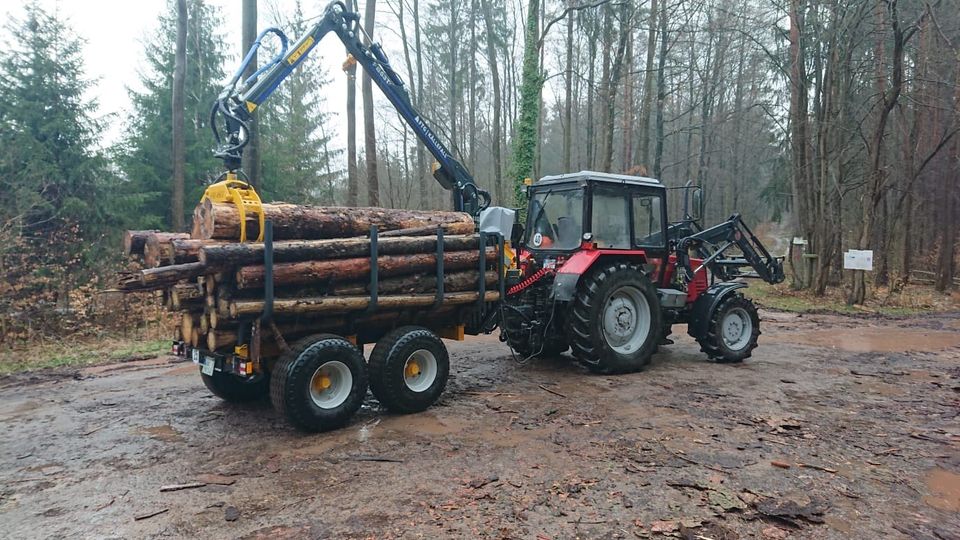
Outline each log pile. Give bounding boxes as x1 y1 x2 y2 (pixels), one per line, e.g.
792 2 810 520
119 203 497 353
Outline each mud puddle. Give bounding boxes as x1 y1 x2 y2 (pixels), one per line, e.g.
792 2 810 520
924 468 960 512
779 326 960 352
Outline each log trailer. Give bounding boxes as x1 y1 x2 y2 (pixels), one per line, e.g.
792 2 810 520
182 1 785 432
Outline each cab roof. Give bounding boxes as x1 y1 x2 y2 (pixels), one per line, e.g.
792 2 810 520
534 170 664 188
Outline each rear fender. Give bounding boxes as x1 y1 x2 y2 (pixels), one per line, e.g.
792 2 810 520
553 249 648 302
686 282 747 339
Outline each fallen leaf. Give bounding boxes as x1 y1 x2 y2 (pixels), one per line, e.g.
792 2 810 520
650 520 678 533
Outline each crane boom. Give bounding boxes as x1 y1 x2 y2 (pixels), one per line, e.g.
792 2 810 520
210 1 491 217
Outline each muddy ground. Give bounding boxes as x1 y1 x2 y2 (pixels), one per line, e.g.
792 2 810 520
1 310 958 539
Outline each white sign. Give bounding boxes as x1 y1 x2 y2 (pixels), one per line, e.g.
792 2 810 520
843 249 873 271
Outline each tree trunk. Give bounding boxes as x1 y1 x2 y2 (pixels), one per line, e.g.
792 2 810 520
171 0 187 231
362 0 380 206
231 291 500 318
143 232 192 267
194 200 475 241
636 0 657 171
200 234 480 266
124 230 160 256
563 0 574 172
332 269 497 295
235 248 497 289
241 0 261 190
480 0 503 204
345 1 359 206
652 0 668 179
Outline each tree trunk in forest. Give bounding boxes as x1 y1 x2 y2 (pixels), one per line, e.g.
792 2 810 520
563 1 574 172
601 3 631 173
636 0 657 171
194 200 475 241
480 0 503 204
653 0 668 179
512 0 541 205
345 1 359 206
235 249 498 289
362 0 380 206
413 0 428 208
172 0 187 231
585 13 596 170
241 0 261 190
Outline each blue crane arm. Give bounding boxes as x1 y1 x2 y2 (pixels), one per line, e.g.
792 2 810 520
211 1 491 217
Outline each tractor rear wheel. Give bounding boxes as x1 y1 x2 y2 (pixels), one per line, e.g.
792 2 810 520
569 262 662 374
695 293 760 363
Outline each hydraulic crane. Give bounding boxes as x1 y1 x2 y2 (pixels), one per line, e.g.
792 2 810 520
209 0 491 217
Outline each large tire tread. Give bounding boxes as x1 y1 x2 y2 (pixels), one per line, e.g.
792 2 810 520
695 293 761 363
270 334 367 432
567 262 662 374
201 371 269 403
369 326 449 414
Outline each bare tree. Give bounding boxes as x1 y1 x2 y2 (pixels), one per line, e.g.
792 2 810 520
241 0 261 190
171 0 187 230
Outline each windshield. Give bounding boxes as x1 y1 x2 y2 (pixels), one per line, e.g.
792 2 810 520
525 189 583 250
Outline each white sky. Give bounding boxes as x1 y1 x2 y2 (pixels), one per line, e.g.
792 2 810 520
1 0 359 150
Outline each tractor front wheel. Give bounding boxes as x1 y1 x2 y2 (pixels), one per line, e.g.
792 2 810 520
695 293 760 363
569 262 662 374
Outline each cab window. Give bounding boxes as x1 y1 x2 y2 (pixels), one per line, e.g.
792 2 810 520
591 190 630 249
633 194 663 247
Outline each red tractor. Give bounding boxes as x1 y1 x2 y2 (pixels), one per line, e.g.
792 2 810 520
501 172 784 373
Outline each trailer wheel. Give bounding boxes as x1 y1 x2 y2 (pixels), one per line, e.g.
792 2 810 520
270 334 368 432
201 370 269 403
696 293 760 363
369 326 449 414
569 262 662 374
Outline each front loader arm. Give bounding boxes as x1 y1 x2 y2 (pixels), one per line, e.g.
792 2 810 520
210 1 491 217
676 214 785 285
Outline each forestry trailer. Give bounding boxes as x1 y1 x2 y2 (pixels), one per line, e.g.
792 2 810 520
187 1 784 431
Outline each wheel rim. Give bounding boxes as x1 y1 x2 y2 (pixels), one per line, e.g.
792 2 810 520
403 349 438 393
601 285 651 354
721 307 753 350
309 361 353 409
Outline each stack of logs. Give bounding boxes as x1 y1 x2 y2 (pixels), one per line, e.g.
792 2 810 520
119 201 500 353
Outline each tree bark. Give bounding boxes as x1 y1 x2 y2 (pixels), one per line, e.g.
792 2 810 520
636 0 657 171
332 269 497 295
480 0 503 203
241 0 261 189
231 291 500 318
195 200 475 240
123 230 159 256
362 0 380 206
235 248 497 289
172 0 187 231
143 232 191 267
200 234 480 266
345 1 359 206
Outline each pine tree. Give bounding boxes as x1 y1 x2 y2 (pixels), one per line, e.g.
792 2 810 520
118 0 226 229
0 2 112 334
258 1 342 204
0 3 106 229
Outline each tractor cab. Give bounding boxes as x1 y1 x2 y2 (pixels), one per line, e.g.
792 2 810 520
522 171 669 260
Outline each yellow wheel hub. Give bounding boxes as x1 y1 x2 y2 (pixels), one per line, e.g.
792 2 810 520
405 361 421 378
313 374 332 391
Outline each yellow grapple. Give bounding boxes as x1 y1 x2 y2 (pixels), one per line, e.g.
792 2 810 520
201 173 265 242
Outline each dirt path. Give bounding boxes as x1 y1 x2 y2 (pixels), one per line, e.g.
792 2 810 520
1 310 958 539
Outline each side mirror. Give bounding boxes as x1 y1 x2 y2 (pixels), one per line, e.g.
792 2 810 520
511 223 525 246
691 187 704 221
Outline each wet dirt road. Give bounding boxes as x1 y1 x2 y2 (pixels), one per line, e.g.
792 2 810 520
1 310 958 539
